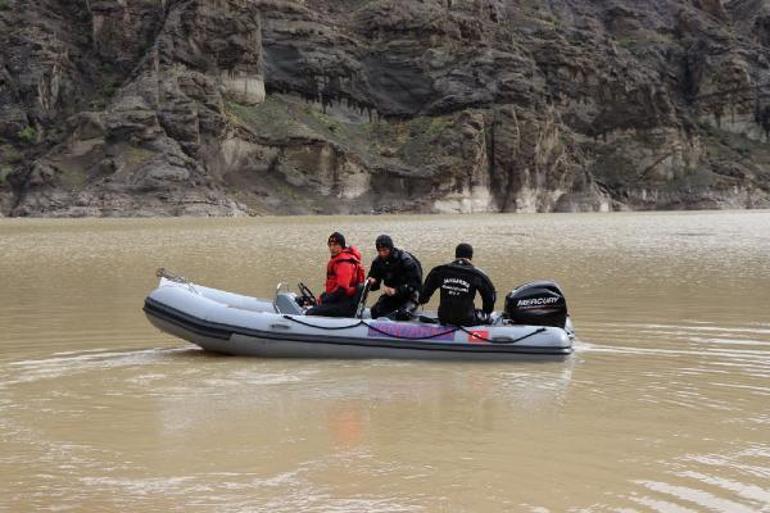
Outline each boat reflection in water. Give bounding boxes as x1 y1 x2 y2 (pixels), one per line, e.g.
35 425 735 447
154 354 576 450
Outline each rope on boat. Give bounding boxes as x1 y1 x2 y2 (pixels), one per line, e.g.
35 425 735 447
281 314 547 344
157 268 189 283
282 315 365 331
156 268 199 295
456 325 547 345
365 322 461 341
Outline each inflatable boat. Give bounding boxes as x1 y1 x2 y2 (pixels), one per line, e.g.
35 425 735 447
143 271 574 360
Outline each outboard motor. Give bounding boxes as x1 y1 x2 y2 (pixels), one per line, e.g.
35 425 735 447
504 281 568 328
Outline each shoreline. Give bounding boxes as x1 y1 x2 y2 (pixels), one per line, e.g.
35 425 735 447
1 208 768 224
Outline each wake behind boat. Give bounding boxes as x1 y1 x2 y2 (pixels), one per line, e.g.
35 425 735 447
143 270 574 360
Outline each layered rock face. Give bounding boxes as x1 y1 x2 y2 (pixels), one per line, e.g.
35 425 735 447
1 0 769 216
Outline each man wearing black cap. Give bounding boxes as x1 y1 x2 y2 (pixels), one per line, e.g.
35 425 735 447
420 243 496 326
306 232 366 317
366 234 423 319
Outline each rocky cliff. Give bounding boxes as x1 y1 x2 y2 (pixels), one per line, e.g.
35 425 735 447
1 0 769 217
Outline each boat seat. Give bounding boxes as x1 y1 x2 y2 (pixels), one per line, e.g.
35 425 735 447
274 292 304 315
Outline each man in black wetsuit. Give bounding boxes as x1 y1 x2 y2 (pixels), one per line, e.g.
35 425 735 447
420 243 496 326
366 234 423 319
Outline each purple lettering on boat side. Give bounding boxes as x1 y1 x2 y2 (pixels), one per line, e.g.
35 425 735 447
366 322 456 341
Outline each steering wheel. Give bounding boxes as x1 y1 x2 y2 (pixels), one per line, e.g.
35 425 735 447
298 282 317 306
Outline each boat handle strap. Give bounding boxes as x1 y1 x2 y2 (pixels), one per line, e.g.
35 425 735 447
281 315 547 344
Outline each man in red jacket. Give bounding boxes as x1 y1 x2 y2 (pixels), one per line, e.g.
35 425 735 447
306 232 366 317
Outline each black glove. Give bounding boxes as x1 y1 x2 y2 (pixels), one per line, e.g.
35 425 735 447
295 295 313 307
394 309 415 321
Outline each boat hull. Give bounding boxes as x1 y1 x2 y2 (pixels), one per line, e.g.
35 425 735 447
144 280 573 361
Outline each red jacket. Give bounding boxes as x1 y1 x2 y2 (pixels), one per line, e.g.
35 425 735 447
324 246 365 300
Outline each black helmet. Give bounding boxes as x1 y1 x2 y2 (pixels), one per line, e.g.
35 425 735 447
455 243 473 259
375 234 394 251
328 232 346 248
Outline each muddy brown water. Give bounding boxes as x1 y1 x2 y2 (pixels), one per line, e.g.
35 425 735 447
1 212 769 512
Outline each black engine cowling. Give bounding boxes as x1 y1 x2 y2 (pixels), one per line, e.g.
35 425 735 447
504 281 568 328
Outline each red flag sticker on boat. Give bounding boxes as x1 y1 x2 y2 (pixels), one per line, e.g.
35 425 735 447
468 330 489 343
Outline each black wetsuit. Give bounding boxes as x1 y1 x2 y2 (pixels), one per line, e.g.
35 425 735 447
420 258 496 326
367 248 422 319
